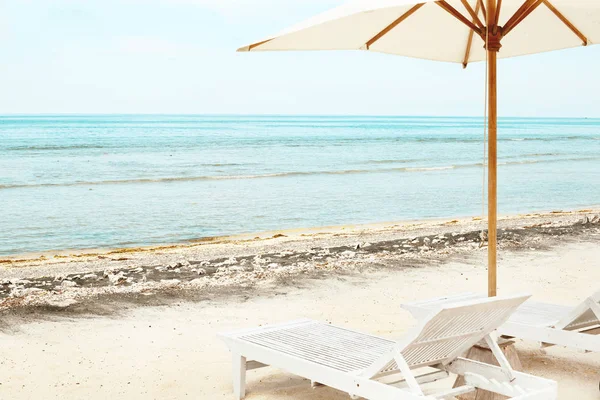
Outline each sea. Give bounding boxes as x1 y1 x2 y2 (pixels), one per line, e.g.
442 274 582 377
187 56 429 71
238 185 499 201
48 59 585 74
1 115 599 256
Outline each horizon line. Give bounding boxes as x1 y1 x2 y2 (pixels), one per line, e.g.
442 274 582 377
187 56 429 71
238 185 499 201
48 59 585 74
1 113 599 119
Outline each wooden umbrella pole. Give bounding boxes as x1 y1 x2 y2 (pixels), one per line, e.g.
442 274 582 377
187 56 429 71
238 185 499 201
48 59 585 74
486 0 500 297
487 49 497 297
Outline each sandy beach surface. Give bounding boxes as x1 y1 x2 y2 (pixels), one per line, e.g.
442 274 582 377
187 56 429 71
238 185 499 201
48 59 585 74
1 209 599 399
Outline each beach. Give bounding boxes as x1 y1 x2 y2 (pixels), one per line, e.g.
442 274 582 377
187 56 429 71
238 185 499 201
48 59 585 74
1 209 599 399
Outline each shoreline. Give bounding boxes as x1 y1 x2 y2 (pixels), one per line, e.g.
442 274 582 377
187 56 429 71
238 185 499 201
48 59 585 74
0 206 598 313
2 206 599 264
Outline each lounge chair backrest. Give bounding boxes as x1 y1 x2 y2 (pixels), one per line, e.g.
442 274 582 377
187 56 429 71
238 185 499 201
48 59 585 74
561 289 600 330
396 294 530 369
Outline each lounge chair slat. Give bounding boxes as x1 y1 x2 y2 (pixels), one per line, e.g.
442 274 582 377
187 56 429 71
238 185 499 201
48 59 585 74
240 323 394 372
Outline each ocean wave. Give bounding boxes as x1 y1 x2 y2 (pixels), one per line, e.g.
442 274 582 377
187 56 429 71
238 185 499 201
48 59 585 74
2 156 598 190
503 153 562 159
5 135 599 154
504 136 600 142
200 163 246 167
516 152 560 157
360 159 421 165
0 170 385 189
7 144 110 151
415 136 600 143
404 166 456 171
413 138 481 143
404 136 600 144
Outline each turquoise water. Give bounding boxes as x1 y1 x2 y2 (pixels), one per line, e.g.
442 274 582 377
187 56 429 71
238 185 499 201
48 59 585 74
1 115 599 256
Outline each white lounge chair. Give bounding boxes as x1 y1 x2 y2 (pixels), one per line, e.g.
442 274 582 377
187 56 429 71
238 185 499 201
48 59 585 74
219 294 557 399
402 290 600 353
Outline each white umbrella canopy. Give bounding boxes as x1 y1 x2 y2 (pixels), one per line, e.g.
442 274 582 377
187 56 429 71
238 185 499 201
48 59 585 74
237 0 599 296
239 0 598 66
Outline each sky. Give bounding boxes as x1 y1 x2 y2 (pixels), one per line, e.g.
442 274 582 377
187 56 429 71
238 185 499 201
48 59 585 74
1 0 600 116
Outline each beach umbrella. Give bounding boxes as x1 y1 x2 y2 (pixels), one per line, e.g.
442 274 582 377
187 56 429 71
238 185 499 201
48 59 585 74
238 0 599 296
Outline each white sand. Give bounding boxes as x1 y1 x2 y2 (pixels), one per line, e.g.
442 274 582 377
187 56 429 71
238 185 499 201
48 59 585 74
0 240 598 399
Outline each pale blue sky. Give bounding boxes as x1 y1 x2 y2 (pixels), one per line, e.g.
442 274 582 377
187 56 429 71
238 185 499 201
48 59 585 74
1 0 599 116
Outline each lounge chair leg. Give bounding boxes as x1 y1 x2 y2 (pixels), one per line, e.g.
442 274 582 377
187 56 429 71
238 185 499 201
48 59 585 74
232 353 247 399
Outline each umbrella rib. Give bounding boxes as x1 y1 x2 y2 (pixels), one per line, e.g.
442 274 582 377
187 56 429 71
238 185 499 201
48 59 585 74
542 0 588 45
494 0 503 26
365 3 425 50
460 0 484 30
503 0 537 29
478 0 487 21
436 1 484 39
503 0 543 36
462 0 482 68
248 39 273 51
